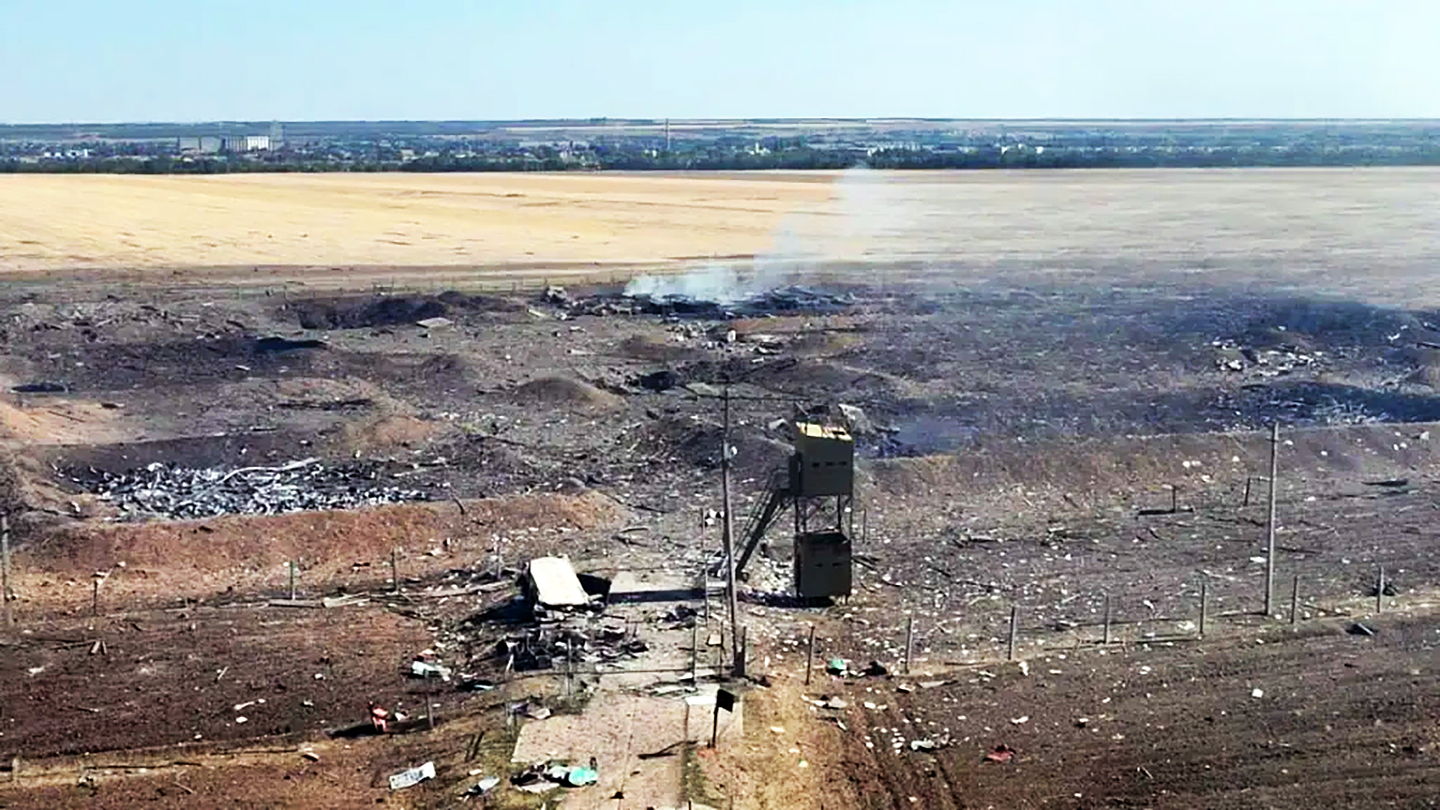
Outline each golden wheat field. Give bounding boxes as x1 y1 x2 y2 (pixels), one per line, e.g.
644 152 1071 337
1 168 1438 302
0 172 835 274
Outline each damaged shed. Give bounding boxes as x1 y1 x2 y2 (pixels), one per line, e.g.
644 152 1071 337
523 557 591 609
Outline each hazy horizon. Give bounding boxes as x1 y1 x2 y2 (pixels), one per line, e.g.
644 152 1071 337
7 117 1440 128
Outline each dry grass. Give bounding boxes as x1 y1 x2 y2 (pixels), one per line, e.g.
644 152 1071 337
2 168 1438 304
0 172 834 273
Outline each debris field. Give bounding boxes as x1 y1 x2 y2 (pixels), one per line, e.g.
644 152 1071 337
71 457 432 520
2 261 1440 808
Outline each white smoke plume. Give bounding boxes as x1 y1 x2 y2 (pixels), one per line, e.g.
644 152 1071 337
625 165 913 302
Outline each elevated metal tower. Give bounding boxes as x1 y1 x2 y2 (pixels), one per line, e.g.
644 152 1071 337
733 421 855 599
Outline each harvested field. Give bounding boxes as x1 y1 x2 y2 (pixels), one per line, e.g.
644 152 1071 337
0 167 1439 807
0 172 833 276
0 169 1438 303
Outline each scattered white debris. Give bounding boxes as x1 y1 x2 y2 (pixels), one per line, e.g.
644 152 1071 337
410 661 453 681
389 761 436 791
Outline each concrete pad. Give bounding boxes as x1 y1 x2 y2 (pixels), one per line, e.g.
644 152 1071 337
511 688 742 810
608 570 707 604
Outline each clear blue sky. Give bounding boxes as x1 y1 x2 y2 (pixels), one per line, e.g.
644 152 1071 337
2 0 1436 123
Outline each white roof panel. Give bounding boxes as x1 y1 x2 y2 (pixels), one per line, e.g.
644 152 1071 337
526 556 589 607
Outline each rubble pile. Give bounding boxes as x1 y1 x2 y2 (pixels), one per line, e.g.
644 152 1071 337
79 458 431 520
494 621 648 672
509 758 599 793
538 284 855 320
1211 338 1323 376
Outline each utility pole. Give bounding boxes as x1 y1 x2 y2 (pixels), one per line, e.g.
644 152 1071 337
720 386 743 677
2 514 11 628
1265 422 1280 616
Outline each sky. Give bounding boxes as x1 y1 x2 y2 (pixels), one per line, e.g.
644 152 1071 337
2 0 1437 123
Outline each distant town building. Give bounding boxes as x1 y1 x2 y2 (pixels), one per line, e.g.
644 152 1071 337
269 121 284 148
221 135 270 153
177 136 227 154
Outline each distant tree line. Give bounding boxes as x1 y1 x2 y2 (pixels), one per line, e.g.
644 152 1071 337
864 145 1440 169
5 144 1440 174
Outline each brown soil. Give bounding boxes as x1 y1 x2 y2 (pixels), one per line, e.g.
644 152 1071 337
12 492 624 611
2 169 1440 806
0 400 127 446
333 414 448 456
509 376 622 412
773 613 1440 809
0 603 514 809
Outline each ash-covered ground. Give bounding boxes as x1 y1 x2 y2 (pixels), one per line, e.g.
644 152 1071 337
2 273 1438 522
4 270 1440 808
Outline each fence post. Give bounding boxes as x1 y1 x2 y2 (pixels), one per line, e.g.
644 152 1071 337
1265 422 1280 616
391 548 399 593
1290 574 1299 625
1 514 11 628
1376 565 1385 614
1007 606 1019 661
904 617 914 675
288 561 297 601
805 625 816 686
1199 580 1207 639
1102 595 1112 645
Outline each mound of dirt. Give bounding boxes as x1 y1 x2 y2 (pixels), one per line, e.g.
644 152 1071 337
1405 346 1440 389
443 434 544 475
333 414 447 455
0 399 126 445
0 447 34 514
788 331 862 356
225 376 391 412
743 357 911 401
335 351 478 391
642 416 790 478
15 490 626 608
291 295 448 330
619 334 699 363
510 376 622 411
0 446 83 533
866 421 1440 514
289 292 525 330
